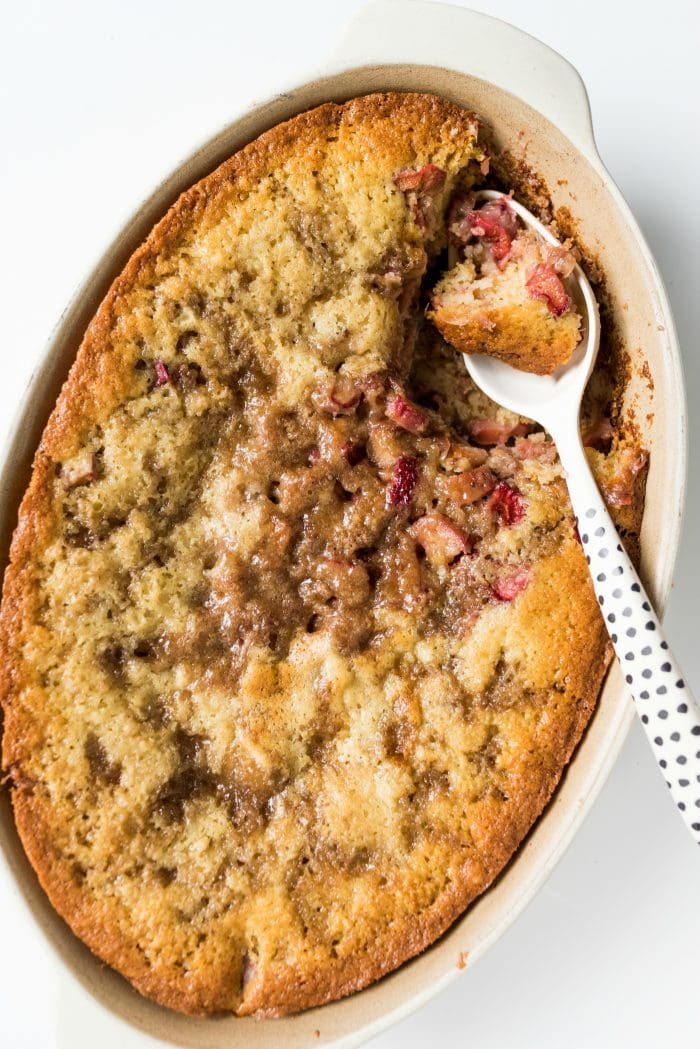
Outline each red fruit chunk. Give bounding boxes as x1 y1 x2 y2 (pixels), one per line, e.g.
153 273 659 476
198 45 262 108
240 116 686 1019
477 198 520 238
467 215 509 261
393 164 446 193
492 566 531 602
526 263 572 316
408 513 472 566
388 455 419 507
154 360 171 386
385 392 429 434
487 481 525 526
513 436 557 463
468 418 529 446
466 199 519 263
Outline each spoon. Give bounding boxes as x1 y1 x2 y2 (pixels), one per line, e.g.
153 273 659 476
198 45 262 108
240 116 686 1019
463 190 700 844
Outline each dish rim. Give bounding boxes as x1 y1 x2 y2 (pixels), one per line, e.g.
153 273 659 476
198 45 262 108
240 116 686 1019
0 4 687 1045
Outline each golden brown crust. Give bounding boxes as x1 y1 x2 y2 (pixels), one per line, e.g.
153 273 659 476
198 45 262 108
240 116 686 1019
0 91 622 1019
7 544 610 1018
430 304 579 375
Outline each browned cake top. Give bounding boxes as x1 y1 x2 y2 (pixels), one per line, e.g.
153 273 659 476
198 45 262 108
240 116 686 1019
0 93 643 1017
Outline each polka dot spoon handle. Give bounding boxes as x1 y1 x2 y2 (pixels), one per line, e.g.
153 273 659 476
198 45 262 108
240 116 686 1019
560 434 700 843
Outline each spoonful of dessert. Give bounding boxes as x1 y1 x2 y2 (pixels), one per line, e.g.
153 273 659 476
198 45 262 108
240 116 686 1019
434 189 700 844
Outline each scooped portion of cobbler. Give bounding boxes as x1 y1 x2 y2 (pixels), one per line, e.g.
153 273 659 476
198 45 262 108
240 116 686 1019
429 195 582 374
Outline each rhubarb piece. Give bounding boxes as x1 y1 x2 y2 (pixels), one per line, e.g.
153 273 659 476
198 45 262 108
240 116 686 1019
438 465 496 506
487 481 525 526
393 163 446 235
429 200 581 375
385 392 429 434
464 198 519 265
62 449 99 489
154 360 171 386
468 418 529 446
447 190 477 245
387 455 419 507
408 513 472 566
526 263 572 316
492 566 531 602
512 435 558 463
393 164 446 194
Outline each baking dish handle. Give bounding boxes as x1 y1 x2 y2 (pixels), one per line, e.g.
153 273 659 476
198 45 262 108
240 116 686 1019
331 0 598 159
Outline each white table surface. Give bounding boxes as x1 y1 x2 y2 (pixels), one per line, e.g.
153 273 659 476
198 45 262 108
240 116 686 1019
1 1 698 1046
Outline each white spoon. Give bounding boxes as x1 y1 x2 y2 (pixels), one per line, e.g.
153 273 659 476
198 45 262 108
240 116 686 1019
463 190 700 844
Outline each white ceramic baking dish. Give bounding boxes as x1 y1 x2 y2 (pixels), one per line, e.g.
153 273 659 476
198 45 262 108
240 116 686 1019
0 3 686 1046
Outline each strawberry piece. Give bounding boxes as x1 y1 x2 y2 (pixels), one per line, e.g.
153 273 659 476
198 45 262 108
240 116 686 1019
154 360 171 386
487 481 525 526
492 566 531 602
387 455 419 506
526 263 572 316
468 418 529 446
385 392 429 434
408 513 472 566
393 164 446 193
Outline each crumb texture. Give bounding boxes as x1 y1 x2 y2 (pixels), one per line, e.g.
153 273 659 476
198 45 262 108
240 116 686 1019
0 93 644 1018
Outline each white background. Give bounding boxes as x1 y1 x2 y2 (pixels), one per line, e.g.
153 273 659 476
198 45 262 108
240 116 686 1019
1 1 699 1046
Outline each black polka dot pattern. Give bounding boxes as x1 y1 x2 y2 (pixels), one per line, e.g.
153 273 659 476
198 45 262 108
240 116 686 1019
580 504 700 844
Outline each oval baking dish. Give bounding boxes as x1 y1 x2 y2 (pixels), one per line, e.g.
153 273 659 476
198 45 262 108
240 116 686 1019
0 3 685 1046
